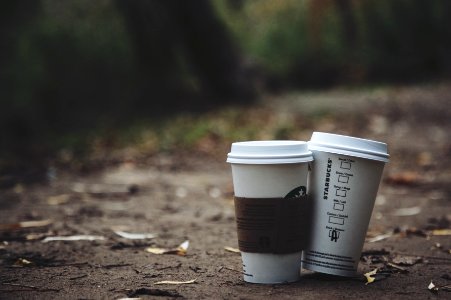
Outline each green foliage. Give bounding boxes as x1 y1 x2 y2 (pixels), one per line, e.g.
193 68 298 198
213 0 451 84
215 0 309 74
1 0 450 166
8 0 133 104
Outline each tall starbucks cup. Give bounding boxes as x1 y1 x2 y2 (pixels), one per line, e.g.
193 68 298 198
227 141 313 284
302 132 389 277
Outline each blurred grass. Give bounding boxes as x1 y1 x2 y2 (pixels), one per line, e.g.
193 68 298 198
9 0 133 109
52 103 315 169
1 0 450 176
214 0 311 75
2 80 450 187
213 0 451 85
56 88 371 169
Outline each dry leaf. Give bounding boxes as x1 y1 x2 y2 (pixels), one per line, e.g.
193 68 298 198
26 233 50 240
71 182 137 196
364 268 378 285
396 227 428 238
417 152 433 167
224 246 240 253
176 240 189 255
363 268 391 285
114 230 156 240
42 235 106 243
154 279 196 285
428 281 438 292
391 255 422 266
386 262 408 273
428 279 451 292
47 194 70 205
0 219 52 231
146 248 168 255
21 219 53 228
14 258 32 267
145 240 189 256
366 233 393 243
392 206 422 217
430 229 451 236
385 171 420 185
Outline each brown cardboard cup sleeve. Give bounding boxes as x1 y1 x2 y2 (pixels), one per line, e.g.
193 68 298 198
234 196 309 254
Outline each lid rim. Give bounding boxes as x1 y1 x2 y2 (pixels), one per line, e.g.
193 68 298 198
227 153 313 158
308 143 389 158
309 132 389 163
227 158 314 164
308 146 389 162
227 140 313 164
311 132 387 146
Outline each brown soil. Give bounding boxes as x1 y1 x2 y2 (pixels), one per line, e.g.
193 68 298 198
1 83 450 299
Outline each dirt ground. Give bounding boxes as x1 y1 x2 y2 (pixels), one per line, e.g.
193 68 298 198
1 83 450 299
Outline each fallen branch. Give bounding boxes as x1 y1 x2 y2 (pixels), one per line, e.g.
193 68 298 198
1 282 59 292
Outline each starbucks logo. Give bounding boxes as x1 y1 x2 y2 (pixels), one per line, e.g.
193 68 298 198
284 186 307 199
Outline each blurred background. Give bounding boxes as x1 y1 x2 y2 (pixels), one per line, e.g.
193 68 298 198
1 0 450 186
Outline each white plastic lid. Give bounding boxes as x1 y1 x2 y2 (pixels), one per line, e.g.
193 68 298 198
227 141 313 164
308 132 389 162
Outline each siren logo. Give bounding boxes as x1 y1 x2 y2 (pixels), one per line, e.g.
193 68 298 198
284 186 307 199
329 228 340 242
323 158 332 200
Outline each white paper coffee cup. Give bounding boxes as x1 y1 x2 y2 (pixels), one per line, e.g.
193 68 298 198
227 141 313 284
302 132 389 277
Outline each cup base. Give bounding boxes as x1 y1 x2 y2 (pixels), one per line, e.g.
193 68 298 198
241 251 302 284
301 262 357 277
243 277 300 284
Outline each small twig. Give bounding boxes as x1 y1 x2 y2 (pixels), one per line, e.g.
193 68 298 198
37 288 60 292
396 253 451 262
90 263 132 269
436 284 451 291
14 262 90 268
1 282 38 289
69 274 88 280
387 262 408 273
1 282 59 292
155 263 182 271
189 266 206 273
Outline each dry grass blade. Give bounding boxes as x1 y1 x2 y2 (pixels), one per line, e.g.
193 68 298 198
366 233 393 243
47 194 70 205
224 246 240 253
0 219 52 231
114 231 156 240
364 268 378 285
42 235 106 243
154 279 196 285
145 240 189 256
430 229 451 236
363 268 391 285
20 220 53 228
392 206 422 216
